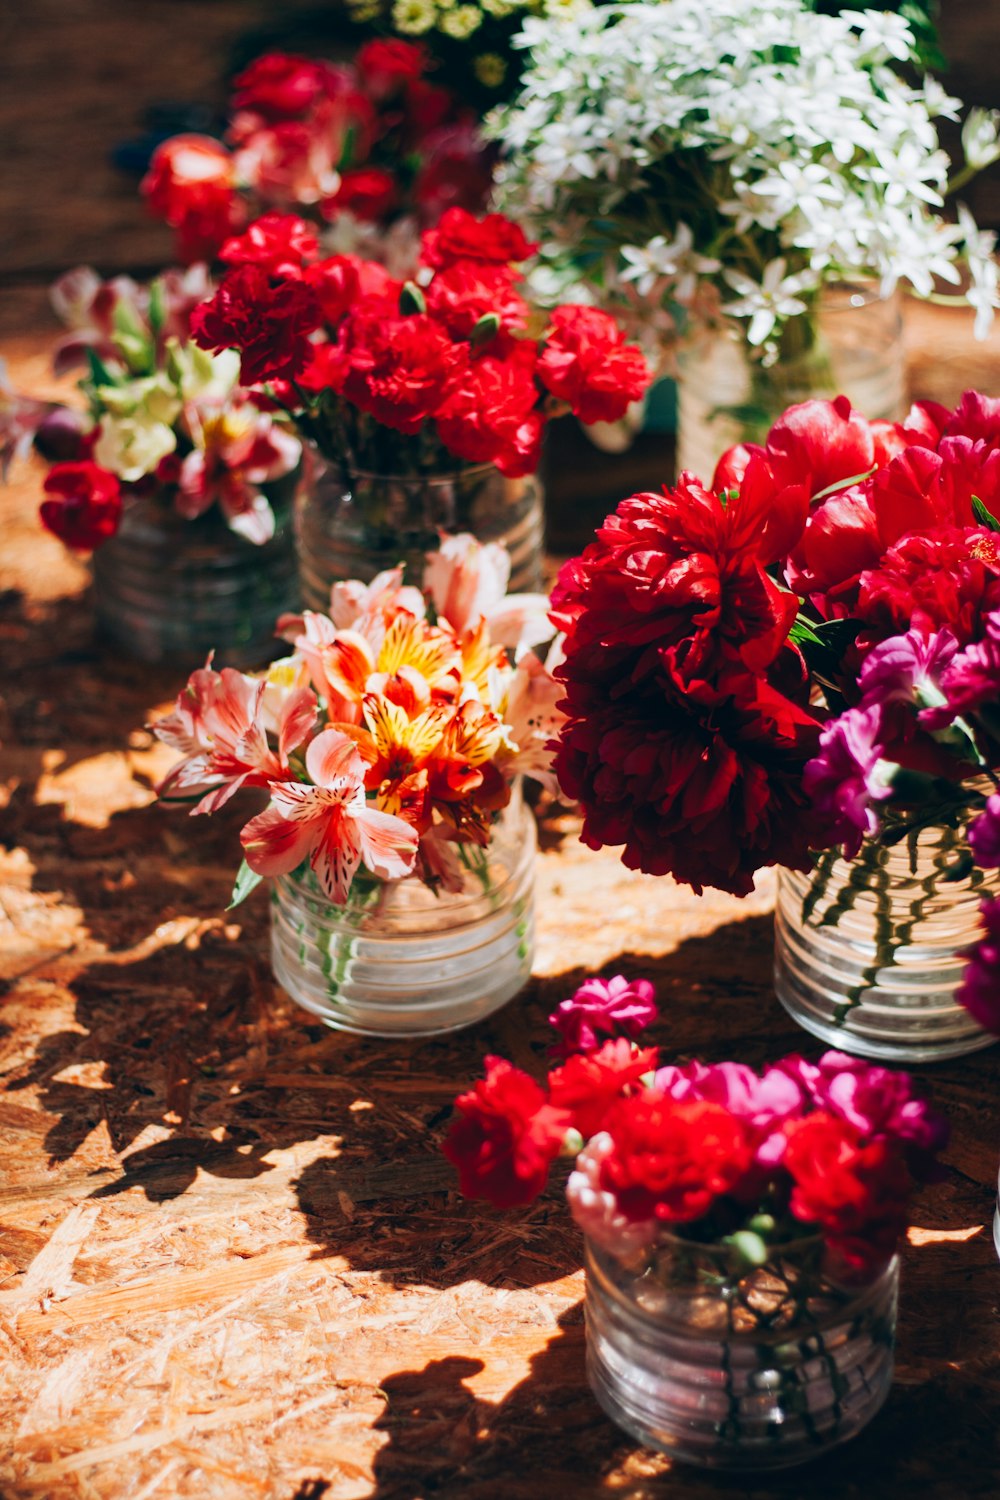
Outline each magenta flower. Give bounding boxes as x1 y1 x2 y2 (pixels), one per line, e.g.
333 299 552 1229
803 704 893 859
958 896 1000 1033
859 626 957 709
548 974 657 1057
969 794 1000 868
803 1051 949 1179
654 1059 805 1165
922 624 1000 730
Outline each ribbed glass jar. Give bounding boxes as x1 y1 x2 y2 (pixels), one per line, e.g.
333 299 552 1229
295 454 544 611
269 785 536 1036
91 491 298 667
585 1233 897 1470
774 824 998 1063
994 1167 1000 1261
676 286 904 482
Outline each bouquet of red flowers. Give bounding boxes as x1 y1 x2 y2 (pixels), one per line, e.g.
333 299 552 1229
551 392 1000 1030
444 972 947 1282
142 42 494 267
188 206 651 478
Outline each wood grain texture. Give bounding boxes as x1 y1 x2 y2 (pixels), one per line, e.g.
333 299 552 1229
2 309 1000 1500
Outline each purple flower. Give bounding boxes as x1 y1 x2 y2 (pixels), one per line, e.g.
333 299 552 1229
958 896 1000 1033
803 704 893 859
859 626 957 711
548 974 657 1057
921 623 1000 731
969 794 1000 868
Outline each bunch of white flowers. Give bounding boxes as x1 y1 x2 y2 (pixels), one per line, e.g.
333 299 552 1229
491 0 1000 357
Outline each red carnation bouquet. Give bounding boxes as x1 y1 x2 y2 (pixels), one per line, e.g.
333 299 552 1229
552 391 1000 1033
142 43 493 268
444 973 947 1284
188 206 650 478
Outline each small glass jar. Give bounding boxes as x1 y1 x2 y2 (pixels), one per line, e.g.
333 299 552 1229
91 490 299 668
269 783 536 1036
295 453 544 611
585 1232 898 1470
676 286 905 482
774 822 998 1063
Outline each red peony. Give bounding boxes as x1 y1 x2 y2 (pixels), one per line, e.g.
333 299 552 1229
548 1039 658 1140
329 167 399 224
219 211 319 276
355 38 428 97
420 207 538 270
329 311 468 434
537 305 650 425
424 261 529 341
856 527 1000 645
782 1112 911 1274
443 1057 571 1208
599 1093 755 1223
435 346 543 476
230 53 338 123
40 462 122 550
190 265 322 386
141 135 242 264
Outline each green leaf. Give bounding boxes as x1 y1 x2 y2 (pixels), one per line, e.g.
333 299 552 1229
788 617 824 648
227 859 263 911
84 346 117 390
972 495 1000 532
148 278 166 337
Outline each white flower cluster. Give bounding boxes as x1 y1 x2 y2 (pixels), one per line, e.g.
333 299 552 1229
491 1 1000 352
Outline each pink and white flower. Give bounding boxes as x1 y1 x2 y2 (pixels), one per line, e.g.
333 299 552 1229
424 532 552 652
240 728 419 903
565 1132 659 1256
178 397 301 544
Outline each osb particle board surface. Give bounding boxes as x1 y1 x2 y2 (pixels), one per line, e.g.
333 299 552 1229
1 324 1000 1500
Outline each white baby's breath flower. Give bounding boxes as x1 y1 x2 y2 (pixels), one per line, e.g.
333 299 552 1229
392 0 437 33
962 108 1000 173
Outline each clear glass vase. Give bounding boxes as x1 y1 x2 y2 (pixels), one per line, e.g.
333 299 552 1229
585 1232 898 1470
269 784 536 1036
774 823 998 1063
676 286 905 483
91 490 298 668
294 452 544 612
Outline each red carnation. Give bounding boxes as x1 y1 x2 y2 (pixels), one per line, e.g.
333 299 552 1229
40 462 122 551
420 208 537 270
435 346 543 476
141 135 242 264
219 212 319 276
548 1039 658 1140
329 168 399 224
231 53 337 122
599 1093 755 1224
425 261 529 341
190 265 322 386
537 305 650 426
443 1057 571 1208
782 1112 911 1275
304 257 400 328
329 311 468 434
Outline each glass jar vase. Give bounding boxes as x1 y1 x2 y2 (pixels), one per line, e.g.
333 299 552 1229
774 823 999 1063
91 491 298 668
676 286 905 483
269 783 536 1036
585 1232 898 1470
295 454 544 611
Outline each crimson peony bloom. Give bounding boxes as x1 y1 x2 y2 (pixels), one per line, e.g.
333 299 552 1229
219 211 319 276
39 461 122 550
190 265 323 386
782 1111 912 1276
420 207 538 269
856 527 1000 645
141 135 242 264
443 1057 571 1207
537 305 650 426
548 1039 658 1140
598 1093 756 1223
957 896 1000 1032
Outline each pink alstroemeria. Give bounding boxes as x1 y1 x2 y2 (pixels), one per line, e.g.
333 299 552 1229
240 728 419 903
424 532 552 652
494 639 566 792
178 399 301 544
328 566 425 635
49 266 147 376
152 664 317 813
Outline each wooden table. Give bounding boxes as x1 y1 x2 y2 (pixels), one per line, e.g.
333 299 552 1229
2 318 1000 1500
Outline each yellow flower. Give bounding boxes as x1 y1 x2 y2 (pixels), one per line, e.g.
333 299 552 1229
439 3 483 36
392 0 438 33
